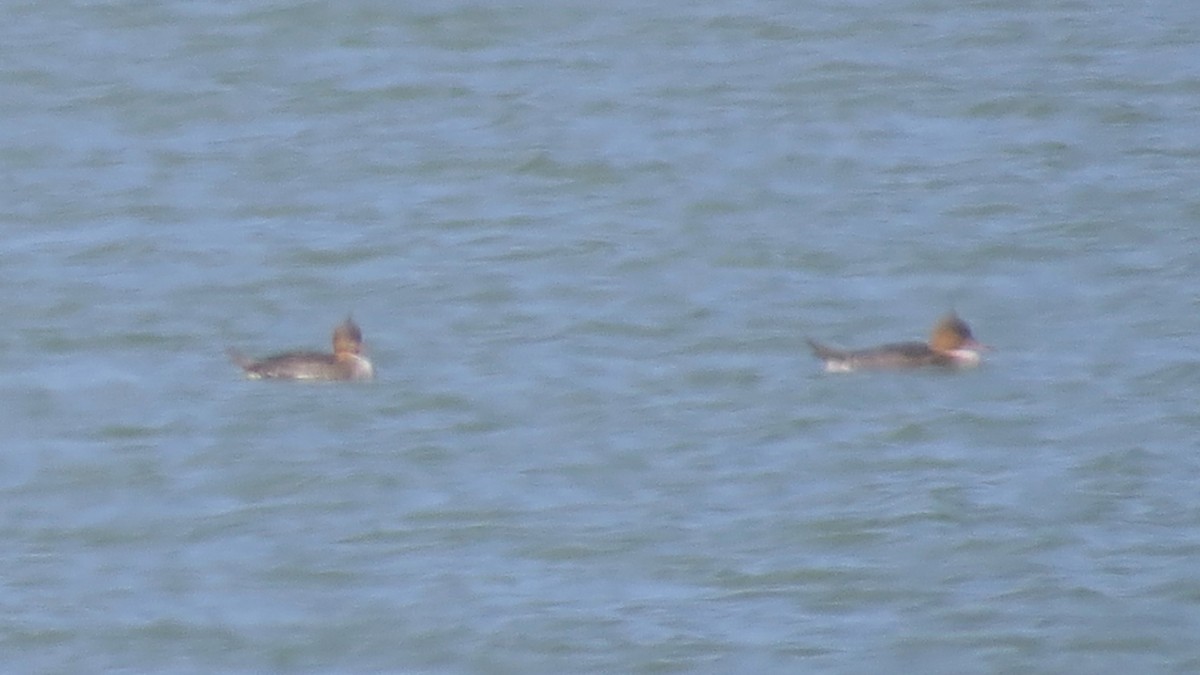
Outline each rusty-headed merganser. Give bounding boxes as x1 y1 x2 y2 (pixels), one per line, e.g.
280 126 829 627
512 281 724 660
807 312 987 372
228 316 374 381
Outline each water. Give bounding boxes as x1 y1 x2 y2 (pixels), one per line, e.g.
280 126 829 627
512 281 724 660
2 1 1199 672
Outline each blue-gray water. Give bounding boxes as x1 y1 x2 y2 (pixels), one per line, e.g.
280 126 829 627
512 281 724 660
3 1 1199 672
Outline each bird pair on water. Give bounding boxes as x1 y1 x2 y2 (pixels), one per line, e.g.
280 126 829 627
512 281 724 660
229 311 986 381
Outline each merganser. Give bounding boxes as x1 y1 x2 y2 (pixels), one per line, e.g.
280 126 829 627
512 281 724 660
807 312 987 372
228 316 374 381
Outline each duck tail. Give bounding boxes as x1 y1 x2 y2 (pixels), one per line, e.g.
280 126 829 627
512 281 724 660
805 338 844 361
226 348 253 369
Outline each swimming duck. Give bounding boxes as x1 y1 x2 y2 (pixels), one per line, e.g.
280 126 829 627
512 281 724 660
807 312 986 372
228 316 374 381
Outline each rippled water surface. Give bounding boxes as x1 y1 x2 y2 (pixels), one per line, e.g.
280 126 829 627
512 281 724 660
3 1 1199 672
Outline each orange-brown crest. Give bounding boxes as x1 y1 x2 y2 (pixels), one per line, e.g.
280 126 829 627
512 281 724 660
332 317 364 356
929 312 973 352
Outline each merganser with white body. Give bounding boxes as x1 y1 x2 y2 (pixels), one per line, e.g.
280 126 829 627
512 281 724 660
228 316 374 381
807 312 987 372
